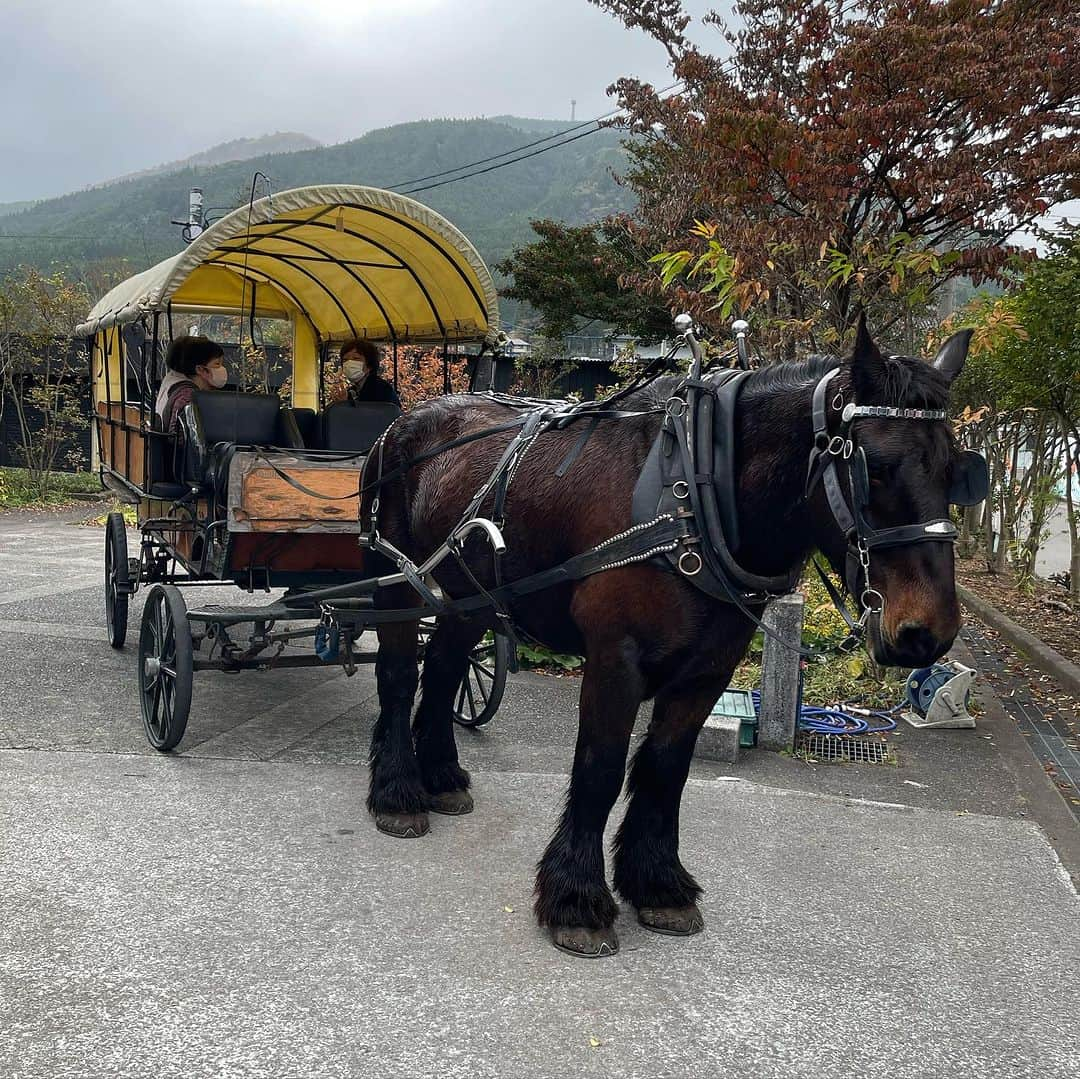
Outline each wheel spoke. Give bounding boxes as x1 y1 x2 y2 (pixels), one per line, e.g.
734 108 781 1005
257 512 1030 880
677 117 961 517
472 673 490 706
150 680 164 737
470 660 493 695
160 676 173 734
464 676 479 717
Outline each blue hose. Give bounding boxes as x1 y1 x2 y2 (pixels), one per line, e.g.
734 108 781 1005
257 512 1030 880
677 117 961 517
749 689 897 735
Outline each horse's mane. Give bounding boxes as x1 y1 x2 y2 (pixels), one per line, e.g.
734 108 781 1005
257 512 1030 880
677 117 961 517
741 351 951 410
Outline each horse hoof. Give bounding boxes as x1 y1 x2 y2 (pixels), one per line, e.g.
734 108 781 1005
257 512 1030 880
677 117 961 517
638 904 705 937
429 789 474 815
374 812 430 839
550 925 619 958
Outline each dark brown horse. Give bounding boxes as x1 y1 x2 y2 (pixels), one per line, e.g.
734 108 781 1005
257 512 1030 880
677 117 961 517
362 320 970 957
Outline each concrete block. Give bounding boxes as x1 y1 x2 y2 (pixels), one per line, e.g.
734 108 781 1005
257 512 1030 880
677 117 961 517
696 711 740 763
758 592 805 752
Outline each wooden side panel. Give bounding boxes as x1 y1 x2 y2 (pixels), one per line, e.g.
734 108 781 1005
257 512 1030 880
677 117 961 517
229 452 364 533
96 402 147 489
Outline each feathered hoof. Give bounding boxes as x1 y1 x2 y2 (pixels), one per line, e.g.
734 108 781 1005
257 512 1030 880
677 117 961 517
429 789 474 815
374 811 430 839
637 904 705 936
550 925 619 958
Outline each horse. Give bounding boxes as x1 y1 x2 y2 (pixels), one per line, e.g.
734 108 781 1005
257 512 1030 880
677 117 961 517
361 318 971 957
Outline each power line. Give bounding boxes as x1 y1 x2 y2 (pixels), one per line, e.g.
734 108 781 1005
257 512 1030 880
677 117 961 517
393 81 689 198
390 83 683 194
399 126 612 196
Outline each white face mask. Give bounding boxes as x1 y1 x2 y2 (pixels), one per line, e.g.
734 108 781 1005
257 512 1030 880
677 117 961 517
205 365 228 389
343 359 368 384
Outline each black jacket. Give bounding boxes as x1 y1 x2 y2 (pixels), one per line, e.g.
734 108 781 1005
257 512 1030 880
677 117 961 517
347 375 400 407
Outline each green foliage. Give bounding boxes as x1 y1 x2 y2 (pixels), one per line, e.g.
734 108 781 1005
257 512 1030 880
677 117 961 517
0 268 90 500
497 218 672 340
0 118 631 300
732 566 906 710
0 467 101 509
516 642 584 672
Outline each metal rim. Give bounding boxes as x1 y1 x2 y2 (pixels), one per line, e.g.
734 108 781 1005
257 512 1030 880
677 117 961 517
452 632 511 728
105 513 129 649
138 585 193 752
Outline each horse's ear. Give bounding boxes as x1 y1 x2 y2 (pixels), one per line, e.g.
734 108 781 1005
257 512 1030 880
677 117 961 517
849 312 885 399
932 329 973 384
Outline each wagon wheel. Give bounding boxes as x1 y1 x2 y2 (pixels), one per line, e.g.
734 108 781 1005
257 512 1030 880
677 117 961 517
138 584 193 752
104 512 130 648
452 632 512 728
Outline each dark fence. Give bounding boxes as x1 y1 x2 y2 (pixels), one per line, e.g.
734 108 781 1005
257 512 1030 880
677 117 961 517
1 337 92 470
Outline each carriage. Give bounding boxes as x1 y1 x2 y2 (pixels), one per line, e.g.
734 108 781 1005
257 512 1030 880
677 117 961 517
82 184 513 751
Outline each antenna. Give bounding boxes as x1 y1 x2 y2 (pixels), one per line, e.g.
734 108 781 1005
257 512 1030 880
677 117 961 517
171 187 204 243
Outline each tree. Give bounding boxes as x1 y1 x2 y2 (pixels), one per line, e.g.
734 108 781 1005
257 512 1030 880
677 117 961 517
944 226 1080 596
496 218 674 341
0 268 90 500
588 0 1078 354
992 228 1080 596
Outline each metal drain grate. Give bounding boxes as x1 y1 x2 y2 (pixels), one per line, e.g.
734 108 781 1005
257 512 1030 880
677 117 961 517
797 734 894 764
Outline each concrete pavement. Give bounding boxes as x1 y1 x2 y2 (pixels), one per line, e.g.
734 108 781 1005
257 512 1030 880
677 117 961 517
2 751 1078 1079
2 508 1080 1077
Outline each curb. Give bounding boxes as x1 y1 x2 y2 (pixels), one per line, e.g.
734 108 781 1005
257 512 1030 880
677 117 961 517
957 583 1080 700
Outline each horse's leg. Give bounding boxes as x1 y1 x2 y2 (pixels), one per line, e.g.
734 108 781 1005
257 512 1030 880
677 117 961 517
534 637 643 958
367 583 427 838
412 616 485 816
612 680 724 936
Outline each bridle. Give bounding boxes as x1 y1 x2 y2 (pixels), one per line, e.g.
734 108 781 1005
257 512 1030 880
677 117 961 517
804 366 987 643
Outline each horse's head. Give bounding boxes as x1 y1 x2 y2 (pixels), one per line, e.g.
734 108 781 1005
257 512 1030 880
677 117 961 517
813 318 980 669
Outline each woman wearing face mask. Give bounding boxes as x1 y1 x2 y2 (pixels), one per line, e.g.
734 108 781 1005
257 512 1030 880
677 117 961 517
337 339 401 407
155 335 229 433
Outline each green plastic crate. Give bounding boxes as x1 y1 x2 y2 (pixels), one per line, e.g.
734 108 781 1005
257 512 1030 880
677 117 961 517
711 689 758 748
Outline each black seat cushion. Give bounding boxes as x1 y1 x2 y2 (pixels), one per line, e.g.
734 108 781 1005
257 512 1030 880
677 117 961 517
319 401 401 453
190 390 284 447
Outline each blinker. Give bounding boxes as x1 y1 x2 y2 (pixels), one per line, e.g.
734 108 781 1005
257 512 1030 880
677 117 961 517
947 450 989 507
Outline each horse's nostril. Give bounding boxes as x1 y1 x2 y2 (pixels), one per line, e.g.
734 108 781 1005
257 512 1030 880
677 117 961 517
893 622 938 661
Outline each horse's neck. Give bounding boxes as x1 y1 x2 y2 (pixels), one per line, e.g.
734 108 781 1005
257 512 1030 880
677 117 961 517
731 382 819 576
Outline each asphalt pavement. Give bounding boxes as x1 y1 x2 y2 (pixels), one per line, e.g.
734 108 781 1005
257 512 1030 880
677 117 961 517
1 508 1078 1078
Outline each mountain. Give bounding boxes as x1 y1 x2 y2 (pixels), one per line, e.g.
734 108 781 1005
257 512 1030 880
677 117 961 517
0 118 632 308
99 132 323 186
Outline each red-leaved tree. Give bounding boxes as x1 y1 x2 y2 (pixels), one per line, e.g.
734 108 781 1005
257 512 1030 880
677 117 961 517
582 0 1079 354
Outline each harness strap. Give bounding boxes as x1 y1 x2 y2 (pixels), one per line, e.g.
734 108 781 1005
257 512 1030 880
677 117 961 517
555 416 601 478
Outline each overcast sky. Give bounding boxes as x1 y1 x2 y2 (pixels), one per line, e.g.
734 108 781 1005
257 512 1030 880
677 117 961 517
0 0 727 203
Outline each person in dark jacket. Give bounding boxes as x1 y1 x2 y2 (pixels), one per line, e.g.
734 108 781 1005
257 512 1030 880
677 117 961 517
338 339 400 406
155 336 227 433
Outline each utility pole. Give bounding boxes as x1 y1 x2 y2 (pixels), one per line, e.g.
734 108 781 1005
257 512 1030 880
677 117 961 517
570 99 576 121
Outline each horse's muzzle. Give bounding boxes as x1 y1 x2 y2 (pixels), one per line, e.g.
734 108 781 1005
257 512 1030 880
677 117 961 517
870 620 955 670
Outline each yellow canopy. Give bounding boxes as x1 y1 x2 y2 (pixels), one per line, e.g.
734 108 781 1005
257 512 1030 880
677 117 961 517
77 184 501 343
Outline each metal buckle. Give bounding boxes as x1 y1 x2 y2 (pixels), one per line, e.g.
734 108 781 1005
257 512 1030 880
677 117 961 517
672 480 690 500
665 397 686 418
